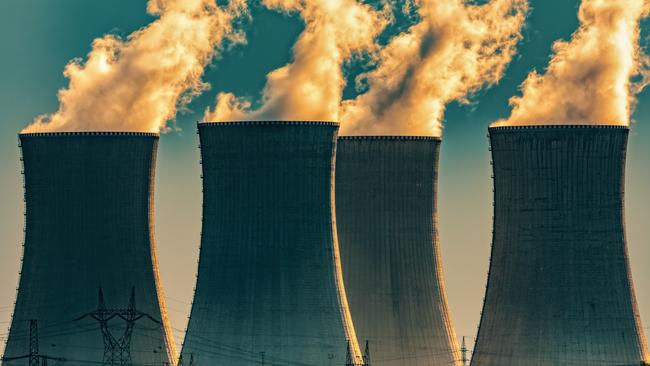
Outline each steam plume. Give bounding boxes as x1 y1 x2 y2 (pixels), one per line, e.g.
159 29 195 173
494 0 650 127
340 0 528 137
204 0 387 122
23 0 247 133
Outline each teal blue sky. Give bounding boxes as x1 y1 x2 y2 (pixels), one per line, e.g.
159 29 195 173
1 0 649 354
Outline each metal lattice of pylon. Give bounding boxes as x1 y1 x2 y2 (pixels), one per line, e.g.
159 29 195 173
76 287 161 366
461 336 468 366
28 320 39 366
1 320 66 366
345 341 354 366
345 341 371 366
362 341 370 366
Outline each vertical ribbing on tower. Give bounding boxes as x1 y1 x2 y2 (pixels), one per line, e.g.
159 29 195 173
3 132 176 366
472 125 649 366
182 121 363 366
335 137 462 366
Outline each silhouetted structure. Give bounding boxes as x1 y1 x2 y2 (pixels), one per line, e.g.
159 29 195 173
335 136 461 366
461 337 468 366
472 125 650 365
181 121 363 365
3 132 176 366
1 320 65 366
75 287 161 366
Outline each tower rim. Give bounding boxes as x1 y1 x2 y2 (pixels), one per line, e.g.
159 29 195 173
18 131 160 138
200 120 339 127
338 135 441 141
489 124 629 132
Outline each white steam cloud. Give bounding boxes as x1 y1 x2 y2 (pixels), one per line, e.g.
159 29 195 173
340 0 529 137
23 0 247 133
494 0 650 127
204 0 387 122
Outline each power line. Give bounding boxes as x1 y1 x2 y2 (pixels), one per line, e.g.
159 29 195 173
75 287 161 366
1 320 66 366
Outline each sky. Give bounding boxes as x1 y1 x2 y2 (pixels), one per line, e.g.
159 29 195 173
0 0 649 356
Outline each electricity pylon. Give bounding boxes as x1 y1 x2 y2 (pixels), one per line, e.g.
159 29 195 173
1 320 66 366
76 287 160 366
461 336 468 366
345 341 371 366
362 341 371 366
345 341 354 366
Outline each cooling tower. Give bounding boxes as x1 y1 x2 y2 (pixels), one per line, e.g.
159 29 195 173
335 136 462 366
181 121 363 366
2 132 176 366
471 125 649 366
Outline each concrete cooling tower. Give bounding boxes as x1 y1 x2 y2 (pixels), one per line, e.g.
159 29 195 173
471 125 649 366
2 132 176 366
335 136 462 366
181 121 363 366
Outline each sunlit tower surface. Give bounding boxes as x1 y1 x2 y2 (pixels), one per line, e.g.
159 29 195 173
335 136 462 366
181 121 363 365
471 125 650 365
2 132 176 366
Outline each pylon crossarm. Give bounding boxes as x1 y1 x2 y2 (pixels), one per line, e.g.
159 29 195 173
144 313 160 324
139 313 161 324
116 312 160 324
72 313 89 322
79 311 121 322
74 312 105 322
116 313 136 322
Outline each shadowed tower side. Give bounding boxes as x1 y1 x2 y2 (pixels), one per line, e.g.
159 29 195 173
181 121 362 366
471 125 649 366
335 137 462 366
2 132 176 366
